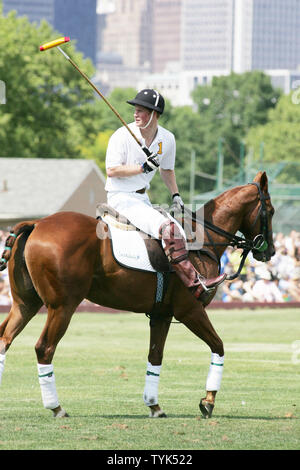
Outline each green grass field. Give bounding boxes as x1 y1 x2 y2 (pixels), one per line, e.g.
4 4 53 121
0 308 299 450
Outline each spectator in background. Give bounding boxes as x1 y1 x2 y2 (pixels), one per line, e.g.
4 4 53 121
286 274 300 301
221 279 245 302
220 247 230 274
228 248 250 281
1 228 300 304
0 230 6 250
241 272 261 302
250 270 284 303
0 275 11 306
278 274 292 301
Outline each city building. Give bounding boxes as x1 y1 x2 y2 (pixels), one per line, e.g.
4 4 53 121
251 0 300 70
4 0 300 103
138 67 230 107
2 0 97 64
98 0 152 69
152 0 182 73
181 0 235 71
54 0 97 64
141 0 300 106
181 0 300 73
3 0 54 24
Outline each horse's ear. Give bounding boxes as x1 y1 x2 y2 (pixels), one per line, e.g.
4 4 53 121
253 171 268 192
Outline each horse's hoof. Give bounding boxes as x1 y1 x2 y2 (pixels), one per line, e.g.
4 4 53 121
53 408 69 418
199 399 214 419
149 409 167 418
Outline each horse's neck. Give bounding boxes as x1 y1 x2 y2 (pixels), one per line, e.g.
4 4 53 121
202 187 246 256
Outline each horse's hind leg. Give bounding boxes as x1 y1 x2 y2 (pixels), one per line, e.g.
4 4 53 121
174 302 224 419
144 315 172 418
34 304 76 418
0 300 42 384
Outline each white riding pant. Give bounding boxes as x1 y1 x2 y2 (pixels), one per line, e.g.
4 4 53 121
107 191 184 240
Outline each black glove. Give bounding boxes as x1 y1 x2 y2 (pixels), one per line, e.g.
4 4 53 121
141 146 160 173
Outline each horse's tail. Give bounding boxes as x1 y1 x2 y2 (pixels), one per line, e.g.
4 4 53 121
0 221 37 271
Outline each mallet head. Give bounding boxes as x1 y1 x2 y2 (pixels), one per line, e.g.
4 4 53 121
40 37 70 51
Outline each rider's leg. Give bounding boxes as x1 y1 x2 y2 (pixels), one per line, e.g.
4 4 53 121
106 192 226 300
159 219 226 301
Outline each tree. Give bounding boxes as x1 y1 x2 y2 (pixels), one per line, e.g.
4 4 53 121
97 87 138 131
246 92 300 183
79 129 113 173
79 87 138 172
191 71 281 188
149 105 204 204
0 11 103 158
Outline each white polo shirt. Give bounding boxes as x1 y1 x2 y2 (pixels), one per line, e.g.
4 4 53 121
105 122 176 192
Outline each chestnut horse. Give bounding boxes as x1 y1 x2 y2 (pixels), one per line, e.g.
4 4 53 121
0 171 275 419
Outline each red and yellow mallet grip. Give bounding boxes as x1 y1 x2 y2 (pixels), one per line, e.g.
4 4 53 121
40 37 70 51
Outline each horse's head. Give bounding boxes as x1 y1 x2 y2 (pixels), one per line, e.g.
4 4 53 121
239 171 275 262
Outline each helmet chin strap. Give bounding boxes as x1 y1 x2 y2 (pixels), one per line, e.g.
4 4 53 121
140 90 160 130
140 110 155 130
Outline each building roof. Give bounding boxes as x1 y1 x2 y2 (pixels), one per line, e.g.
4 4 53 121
0 158 106 221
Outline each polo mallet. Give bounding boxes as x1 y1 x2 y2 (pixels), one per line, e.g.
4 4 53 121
39 37 148 154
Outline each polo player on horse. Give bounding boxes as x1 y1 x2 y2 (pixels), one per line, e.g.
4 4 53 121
104 89 226 302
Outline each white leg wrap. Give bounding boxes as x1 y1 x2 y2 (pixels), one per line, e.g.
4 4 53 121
206 353 224 391
37 364 59 409
143 362 161 406
0 353 5 385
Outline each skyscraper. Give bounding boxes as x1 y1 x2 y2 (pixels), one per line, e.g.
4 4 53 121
152 0 182 73
3 0 54 24
251 0 300 70
54 0 97 64
181 0 235 71
2 0 97 64
99 0 152 68
181 0 300 72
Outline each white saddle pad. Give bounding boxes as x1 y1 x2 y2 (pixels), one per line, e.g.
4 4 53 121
102 214 156 272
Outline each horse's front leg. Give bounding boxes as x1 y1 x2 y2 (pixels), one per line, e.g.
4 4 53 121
199 351 224 419
174 299 224 419
143 314 172 418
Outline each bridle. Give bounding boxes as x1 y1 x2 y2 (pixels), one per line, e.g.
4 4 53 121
182 182 271 280
248 182 270 253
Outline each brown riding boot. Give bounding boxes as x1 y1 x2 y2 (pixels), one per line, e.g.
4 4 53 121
159 220 226 301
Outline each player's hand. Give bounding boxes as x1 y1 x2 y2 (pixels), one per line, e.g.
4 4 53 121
172 193 184 210
141 152 160 173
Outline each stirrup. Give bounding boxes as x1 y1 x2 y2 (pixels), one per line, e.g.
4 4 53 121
192 286 216 303
197 275 210 292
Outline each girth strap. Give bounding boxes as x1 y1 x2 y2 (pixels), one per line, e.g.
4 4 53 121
146 271 172 327
155 272 165 303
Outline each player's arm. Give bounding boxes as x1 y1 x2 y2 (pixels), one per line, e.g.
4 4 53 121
160 168 179 195
106 165 143 177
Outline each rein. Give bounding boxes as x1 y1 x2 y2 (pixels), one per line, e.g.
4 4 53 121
184 182 270 281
